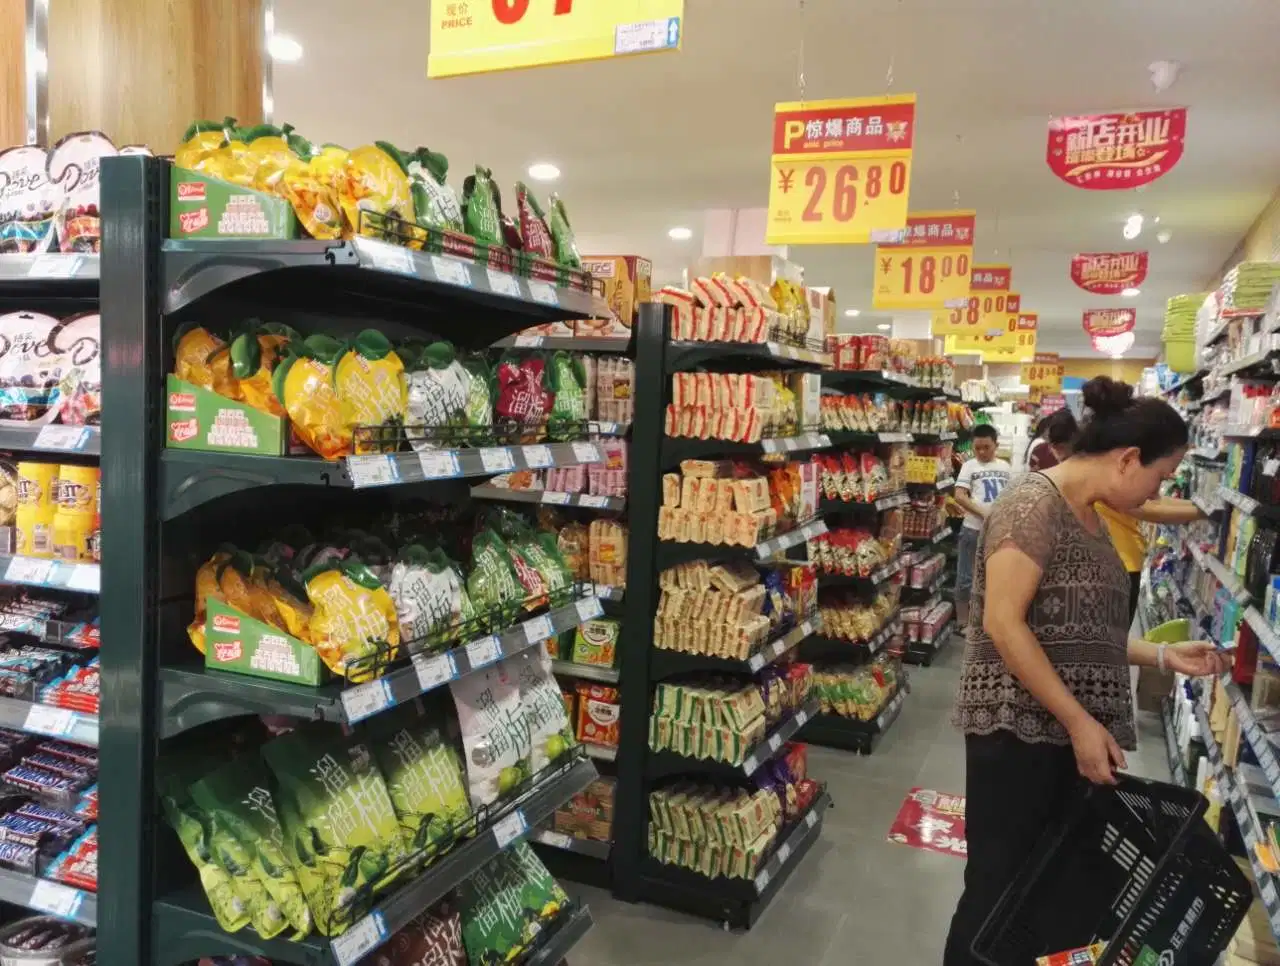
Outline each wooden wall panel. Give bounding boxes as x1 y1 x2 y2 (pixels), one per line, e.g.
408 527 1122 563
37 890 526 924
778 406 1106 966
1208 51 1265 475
47 0 263 153
0 0 26 147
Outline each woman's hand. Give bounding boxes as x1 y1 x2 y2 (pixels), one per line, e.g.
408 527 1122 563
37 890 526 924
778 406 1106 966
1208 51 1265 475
1165 642 1232 677
1068 716 1126 785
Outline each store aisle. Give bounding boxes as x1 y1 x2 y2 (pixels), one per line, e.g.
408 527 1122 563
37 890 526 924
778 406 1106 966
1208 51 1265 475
567 640 1170 966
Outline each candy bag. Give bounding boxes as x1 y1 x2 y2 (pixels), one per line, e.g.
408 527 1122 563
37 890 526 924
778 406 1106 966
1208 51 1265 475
0 311 62 422
47 130 116 253
546 194 582 269
407 148 464 233
462 166 503 247
0 146 59 253
334 330 407 452
449 660 532 809
340 143 415 240
457 843 568 965
388 545 476 649
303 557 400 682
402 341 469 451
494 353 552 440
175 117 234 172
50 312 101 425
514 182 554 259
273 335 352 460
467 529 525 628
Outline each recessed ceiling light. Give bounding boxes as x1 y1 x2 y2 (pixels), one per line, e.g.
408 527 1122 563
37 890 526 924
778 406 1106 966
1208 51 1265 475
267 34 303 62
1121 287 1141 298
527 163 561 182
667 227 693 241
1122 213 1144 241
845 309 861 318
876 323 891 331
1157 229 1173 244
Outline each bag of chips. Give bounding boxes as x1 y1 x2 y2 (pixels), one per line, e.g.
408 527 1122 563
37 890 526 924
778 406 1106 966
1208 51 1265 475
449 660 532 809
273 334 352 460
304 557 400 682
335 330 407 453
457 843 568 964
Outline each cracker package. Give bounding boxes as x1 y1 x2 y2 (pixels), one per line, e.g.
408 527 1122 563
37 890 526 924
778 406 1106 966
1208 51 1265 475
457 842 568 965
449 660 533 809
261 723 409 936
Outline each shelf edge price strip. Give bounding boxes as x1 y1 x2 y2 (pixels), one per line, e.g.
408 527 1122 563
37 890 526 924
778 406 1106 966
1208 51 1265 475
29 879 85 921
330 909 388 966
341 679 395 725
493 808 528 849
23 704 76 739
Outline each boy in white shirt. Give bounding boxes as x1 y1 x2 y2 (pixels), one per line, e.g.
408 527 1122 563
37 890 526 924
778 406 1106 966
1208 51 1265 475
953 425 1012 627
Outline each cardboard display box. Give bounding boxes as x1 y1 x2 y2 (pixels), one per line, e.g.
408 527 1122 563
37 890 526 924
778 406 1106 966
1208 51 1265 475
169 167 299 239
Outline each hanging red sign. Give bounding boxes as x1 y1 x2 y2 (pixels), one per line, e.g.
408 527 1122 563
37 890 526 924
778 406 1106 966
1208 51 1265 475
1070 251 1149 295
887 788 966 859
1046 108 1187 189
1082 308 1136 338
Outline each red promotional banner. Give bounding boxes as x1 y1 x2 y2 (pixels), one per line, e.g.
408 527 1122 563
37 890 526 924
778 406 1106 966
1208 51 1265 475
970 265 1012 291
887 788 966 859
1083 308 1136 338
878 211 975 248
1005 292 1022 315
1070 251 1149 294
771 97 916 155
1047 108 1187 189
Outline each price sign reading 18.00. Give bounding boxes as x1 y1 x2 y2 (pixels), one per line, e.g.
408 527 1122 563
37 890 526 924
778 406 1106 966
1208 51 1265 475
766 94 916 246
872 210 975 310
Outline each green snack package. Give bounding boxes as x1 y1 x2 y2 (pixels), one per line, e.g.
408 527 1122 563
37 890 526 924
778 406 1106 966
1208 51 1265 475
467 529 525 628
408 148 465 233
457 842 569 964
460 354 495 444
546 351 586 440
158 755 252 935
462 166 503 247
511 648 577 773
261 722 409 936
546 194 582 269
449 660 533 809
360 702 472 856
512 533 572 607
189 755 313 939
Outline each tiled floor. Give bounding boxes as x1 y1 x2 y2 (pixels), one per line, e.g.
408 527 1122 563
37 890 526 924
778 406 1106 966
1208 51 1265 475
565 639 1170 966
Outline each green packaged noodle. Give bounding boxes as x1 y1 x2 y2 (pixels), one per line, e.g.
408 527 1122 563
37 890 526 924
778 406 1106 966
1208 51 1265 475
462 166 503 247
457 842 568 965
449 660 532 809
546 193 582 269
546 351 586 440
261 723 409 936
511 648 576 773
407 148 465 233
361 702 472 855
189 754 313 939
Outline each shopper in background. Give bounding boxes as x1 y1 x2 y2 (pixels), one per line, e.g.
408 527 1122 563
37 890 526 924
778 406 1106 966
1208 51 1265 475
952 425 1011 627
944 377 1230 965
1026 409 1076 472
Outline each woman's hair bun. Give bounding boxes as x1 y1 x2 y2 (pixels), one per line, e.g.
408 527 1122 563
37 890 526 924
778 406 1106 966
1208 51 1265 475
1081 375 1134 418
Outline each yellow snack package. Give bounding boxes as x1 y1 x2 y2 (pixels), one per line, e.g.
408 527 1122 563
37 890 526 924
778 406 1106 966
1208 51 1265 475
340 142 415 240
219 322 298 417
174 323 239 400
188 547 234 654
217 551 284 629
240 122 312 193
280 157 345 241
334 330 406 453
260 564 315 643
272 335 352 460
175 117 234 172
303 558 400 682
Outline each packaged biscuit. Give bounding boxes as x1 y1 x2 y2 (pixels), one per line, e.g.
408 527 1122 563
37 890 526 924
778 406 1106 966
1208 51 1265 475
571 618 619 667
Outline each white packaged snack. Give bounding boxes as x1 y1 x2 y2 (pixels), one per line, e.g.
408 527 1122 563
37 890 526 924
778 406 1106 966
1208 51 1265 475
449 660 532 809
404 343 470 451
0 311 61 422
49 312 100 425
388 546 474 648
511 647 576 773
0 146 59 253
46 130 117 253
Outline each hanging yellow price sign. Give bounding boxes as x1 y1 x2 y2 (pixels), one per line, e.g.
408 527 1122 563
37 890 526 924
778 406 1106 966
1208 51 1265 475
1022 352 1064 392
871 211 975 310
766 94 915 245
984 314 1037 363
931 265 1013 337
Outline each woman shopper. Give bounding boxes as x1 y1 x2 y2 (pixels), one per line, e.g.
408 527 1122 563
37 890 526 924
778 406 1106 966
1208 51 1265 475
1026 408 1076 472
943 377 1230 965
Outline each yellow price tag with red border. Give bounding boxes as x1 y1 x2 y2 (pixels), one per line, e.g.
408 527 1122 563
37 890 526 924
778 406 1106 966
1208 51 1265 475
983 311 1036 362
428 0 685 78
931 265 1014 337
872 211 975 310
1022 352 1064 392
766 95 915 245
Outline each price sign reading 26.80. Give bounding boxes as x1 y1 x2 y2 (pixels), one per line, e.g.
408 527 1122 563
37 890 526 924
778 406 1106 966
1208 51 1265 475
766 94 916 245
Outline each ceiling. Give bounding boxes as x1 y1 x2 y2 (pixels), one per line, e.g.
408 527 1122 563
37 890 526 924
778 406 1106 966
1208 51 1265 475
272 0 1280 359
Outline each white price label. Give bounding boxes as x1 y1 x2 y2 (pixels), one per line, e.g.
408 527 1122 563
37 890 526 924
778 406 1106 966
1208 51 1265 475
479 447 516 473
418 451 460 479
539 830 574 850
465 635 502 669
6 557 53 587
524 615 554 643
331 911 388 966
1266 460 1280 477
777 843 792 865
579 495 610 509
571 441 599 464
27 254 84 278
493 809 528 848
523 445 553 468
541 491 571 505
33 425 90 452
64 565 99 594
513 334 544 347
347 454 400 488
576 598 604 622
528 281 559 306
488 269 524 299
23 705 74 738
768 733 782 752
30 880 83 920
341 680 393 724
412 651 457 692
365 242 416 276
755 868 771 892
431 255 473 287
805 809 819 828
1265 879 1279 905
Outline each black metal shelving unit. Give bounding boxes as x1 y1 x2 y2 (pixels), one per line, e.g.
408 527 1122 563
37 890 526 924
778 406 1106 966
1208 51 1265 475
97 156 613 965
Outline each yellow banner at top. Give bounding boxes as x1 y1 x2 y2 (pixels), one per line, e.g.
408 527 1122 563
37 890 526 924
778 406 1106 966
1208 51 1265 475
429 0 684 78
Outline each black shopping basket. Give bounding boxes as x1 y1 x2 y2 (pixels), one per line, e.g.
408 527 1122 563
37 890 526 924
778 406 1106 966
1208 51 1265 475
973 774 1250 966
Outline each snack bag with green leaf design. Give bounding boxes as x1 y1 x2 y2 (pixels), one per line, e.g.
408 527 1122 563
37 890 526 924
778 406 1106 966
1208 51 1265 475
546 194 582 269
273 334 351 460
449 660 532 810
407 148 465 233
335 329 407 454
462 166 503 247
303 556 400 682
511 647 577 773
457 842 569 964
402 340 469 451
546 351 586 440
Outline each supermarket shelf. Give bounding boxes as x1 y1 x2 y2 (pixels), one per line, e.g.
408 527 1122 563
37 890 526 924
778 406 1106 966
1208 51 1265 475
0 696 98 747
825 430 915 447
152 754 597 966
472 485 626 513
905 621 956 666
160 595 604 736
160 442 605 517
816 554 905 589
1161 370 1206 396
1160 696 1187 788
494 332 632 352
661 433 833 466
0 556 99 594
665 340 831 373
1218 345 1280 379
530 829 611 862
523 905 595 966
801 691 904 754
821 491 910 514
1245 607 1280 665
582 583 625 604
0 253 100 297
1190 493 1222 518
162 237 608 337
801 618 900 663
1222 425 1280 440
913 431 958 442
820 370 924 393
0 868 96 926
1220 675 1280 802
588 421 629 437
646 700 820 781
1189 545 1250 603
906 526 954 546
1189 446 1225 462
0 422 99 457
551 660 620 684
650 615 822 678
583 743 618 763
1219 486 1280 526
655 517 827 569
635 790 830 930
